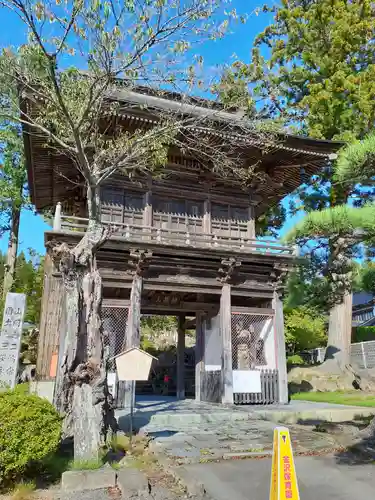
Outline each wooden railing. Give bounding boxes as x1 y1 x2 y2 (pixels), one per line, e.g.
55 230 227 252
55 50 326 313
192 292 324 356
52 204 293 256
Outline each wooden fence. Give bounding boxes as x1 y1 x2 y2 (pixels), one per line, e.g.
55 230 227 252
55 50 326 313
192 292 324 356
233 369 279 405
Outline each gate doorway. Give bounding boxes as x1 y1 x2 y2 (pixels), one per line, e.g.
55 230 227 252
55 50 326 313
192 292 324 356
102 305 196 407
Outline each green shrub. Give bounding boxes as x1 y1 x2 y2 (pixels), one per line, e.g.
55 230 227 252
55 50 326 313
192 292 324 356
287 354 305 366
353 326 375 343
0 390 62 486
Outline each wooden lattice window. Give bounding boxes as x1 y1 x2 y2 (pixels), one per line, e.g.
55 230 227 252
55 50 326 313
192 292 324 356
154 196 203 217
101 187 144 224
211 203 248 222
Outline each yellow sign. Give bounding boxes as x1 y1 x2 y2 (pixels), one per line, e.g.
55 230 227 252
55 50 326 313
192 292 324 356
269 427 300 500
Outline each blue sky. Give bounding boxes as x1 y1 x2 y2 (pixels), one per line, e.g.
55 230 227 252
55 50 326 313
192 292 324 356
0 1 304 257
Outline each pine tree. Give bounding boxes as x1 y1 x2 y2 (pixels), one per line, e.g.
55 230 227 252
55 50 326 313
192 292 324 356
241 0 375 369
285 134 375 369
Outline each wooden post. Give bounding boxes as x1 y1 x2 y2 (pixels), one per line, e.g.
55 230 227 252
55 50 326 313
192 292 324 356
53 202 62 231
122 274 143 409
247 204 255 239
176 315 186 399
143 190 153 227
273 290 288 404
195 312 205 401
37 254 65 380
220 283 233 404
203 199 211 234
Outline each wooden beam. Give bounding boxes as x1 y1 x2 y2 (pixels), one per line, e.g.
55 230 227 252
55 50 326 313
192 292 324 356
184 318 196 330
220 283 233 404
44 231 294 264
176 315 186 400
231 307 274 315
272 290 288 404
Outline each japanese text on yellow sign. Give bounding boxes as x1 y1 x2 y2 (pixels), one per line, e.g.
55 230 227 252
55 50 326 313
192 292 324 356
269 427 300 500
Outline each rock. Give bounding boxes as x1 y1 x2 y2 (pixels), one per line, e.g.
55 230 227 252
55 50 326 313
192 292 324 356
116 468 150 497
61 469 116 491
288 365 367 393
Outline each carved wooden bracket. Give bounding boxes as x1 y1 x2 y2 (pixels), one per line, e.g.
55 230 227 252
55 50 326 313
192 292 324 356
217 257 241 284
126 248 153 277
271 262 289 291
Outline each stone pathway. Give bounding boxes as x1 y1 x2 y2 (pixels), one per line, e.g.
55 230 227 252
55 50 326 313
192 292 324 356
115 396 369 465
116 396 375 429
147 419 340 464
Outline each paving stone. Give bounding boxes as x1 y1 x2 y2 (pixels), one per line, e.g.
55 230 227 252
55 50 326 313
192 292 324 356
223 451 273 459
167 447 201 458
61 469 116 492
60 487 119 500
171 466 206 497
150 485 178 500
229 443 264 452
117 468 150 497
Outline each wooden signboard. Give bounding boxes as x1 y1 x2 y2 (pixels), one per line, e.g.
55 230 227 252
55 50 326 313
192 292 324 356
114 347 157 381
114 347 157 443
0 293 26 390
270 427 300 500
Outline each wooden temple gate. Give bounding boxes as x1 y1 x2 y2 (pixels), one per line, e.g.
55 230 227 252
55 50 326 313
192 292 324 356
23 87 341 407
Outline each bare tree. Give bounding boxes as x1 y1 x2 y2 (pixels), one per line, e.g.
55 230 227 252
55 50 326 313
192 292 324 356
0 0 269 459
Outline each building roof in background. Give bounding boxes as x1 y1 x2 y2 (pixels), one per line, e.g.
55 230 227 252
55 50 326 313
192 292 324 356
352 292 374 308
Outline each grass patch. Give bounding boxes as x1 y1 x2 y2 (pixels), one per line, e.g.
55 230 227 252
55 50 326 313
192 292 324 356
11 482 36 500
126 453 157 472
111 433 149 456
69 458 103 471
291 391 375 407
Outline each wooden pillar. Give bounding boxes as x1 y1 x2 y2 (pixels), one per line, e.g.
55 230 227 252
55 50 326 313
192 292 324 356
53 202 62 231
220 283 233 404
177 315 186 399
122 274 143 409
273 290 288 404
203 199 211 234
195 312 205 401
143 190 153 227
247 205 255 239
37 253 65 380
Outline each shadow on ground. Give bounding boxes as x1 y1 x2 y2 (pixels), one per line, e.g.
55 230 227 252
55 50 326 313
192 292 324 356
117 396 187 432
334 415 375 465
294 415 375 466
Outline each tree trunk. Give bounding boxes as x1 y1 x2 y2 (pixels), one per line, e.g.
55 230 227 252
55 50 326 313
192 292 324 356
3 203 21 299
322 292 353 372
53 183 117 460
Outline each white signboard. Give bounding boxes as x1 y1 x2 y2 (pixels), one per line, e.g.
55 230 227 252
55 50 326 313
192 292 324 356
115 347 157 381
0 293 26 390
205 365 221 372
233 370 261 393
